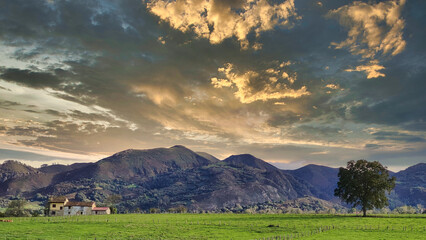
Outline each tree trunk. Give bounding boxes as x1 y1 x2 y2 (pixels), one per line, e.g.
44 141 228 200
362 207 367 217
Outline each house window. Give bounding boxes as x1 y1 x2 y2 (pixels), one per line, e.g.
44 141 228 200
52 204 56 208
51 211 56 215
69 206 71 209
60 206 63 210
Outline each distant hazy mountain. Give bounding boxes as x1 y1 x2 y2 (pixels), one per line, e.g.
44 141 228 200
0 146 424 211
392 163 425 206
284 164 339 201
284 163 426 208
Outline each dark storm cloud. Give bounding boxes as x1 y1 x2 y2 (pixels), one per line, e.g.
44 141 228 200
317 0 426 129
0 68 62 88
349 65 426 127
402 122 426 131
0 0 168 126
259 0 424 131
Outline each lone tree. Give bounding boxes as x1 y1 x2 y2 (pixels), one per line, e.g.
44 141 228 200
334 160 396 217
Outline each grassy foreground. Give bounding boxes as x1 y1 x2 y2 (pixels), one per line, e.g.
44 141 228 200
0 214 425 239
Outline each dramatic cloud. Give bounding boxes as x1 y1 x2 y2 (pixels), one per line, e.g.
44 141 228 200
329 0 406 58
0 68 61 88
0 0 424 171
146 0 298 48
329 0 406 78
211 63 310 103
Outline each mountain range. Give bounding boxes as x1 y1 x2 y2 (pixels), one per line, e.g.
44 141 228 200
0 145 424 211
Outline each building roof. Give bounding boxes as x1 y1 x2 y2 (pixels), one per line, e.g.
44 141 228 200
49 196 68 203
65 201 94 207
93 207 109 211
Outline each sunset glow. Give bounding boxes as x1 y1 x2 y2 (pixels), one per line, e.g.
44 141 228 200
0 0 424 171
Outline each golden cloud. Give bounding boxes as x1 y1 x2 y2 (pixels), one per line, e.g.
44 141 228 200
211 63 310 104
146 0 298 49
345 61 386 79
324 83 341 90
329 0 406 59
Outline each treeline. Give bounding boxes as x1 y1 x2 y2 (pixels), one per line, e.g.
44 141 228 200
0 198 424 217
118 201 425 215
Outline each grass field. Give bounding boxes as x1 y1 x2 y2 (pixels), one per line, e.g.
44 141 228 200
0 214 425 239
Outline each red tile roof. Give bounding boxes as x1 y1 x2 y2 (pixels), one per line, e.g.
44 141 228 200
93 207 109 211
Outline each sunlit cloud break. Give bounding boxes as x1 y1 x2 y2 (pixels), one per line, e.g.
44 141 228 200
0 0 424 171
329 0 406 78
329 0 406 58
211 63 310 104
146 0 298 49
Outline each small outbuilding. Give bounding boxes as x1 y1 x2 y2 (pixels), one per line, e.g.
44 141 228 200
92 207 111 215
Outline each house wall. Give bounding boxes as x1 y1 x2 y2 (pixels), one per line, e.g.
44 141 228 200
63 206 73 216
50 202 65 211
49 202 66 216
64 206 92 215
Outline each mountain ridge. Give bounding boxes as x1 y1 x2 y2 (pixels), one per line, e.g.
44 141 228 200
0 146 424 211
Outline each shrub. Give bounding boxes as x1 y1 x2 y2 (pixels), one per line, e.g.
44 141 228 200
110 207 117 214
393 205 416 214
150 208 160 213
31 210 42 217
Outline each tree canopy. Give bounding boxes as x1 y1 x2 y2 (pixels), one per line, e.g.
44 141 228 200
334 160 396 217
5 199 30 217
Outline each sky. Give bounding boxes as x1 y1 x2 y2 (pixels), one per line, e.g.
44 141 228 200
0 0 425 171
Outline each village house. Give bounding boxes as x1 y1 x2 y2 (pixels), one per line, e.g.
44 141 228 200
48 197 111 216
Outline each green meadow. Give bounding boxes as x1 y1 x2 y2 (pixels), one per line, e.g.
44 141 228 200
1 214 425 239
